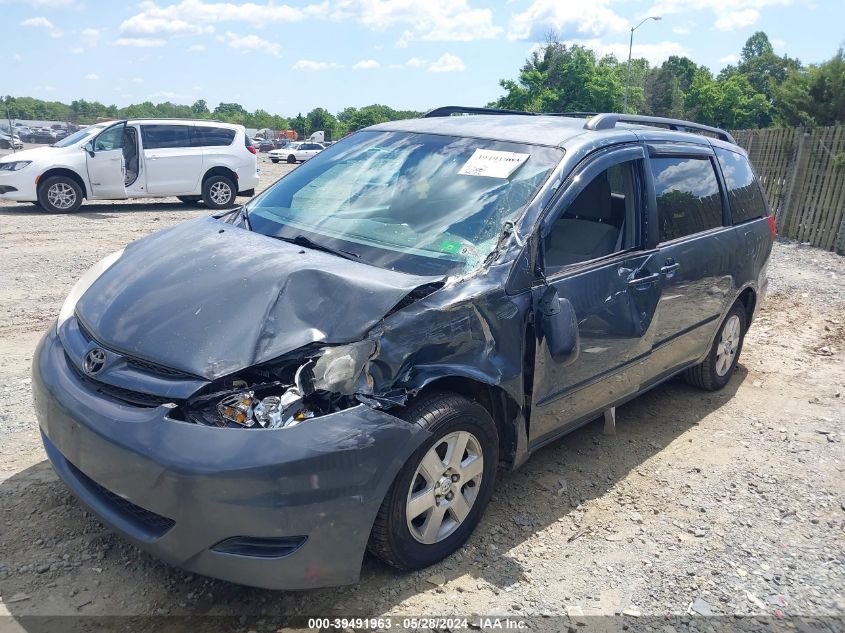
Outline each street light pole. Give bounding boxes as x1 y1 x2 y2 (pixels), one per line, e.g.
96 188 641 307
623 15 661 113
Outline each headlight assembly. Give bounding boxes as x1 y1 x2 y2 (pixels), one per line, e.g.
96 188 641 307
0 161 32 172
57 249 124 332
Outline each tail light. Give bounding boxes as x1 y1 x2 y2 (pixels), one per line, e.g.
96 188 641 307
247 144 256 155
768 215 777 240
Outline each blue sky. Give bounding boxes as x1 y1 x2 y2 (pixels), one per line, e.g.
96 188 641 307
1 0 843 116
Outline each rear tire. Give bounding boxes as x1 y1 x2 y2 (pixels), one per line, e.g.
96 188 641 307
287 155 297 164
201 175 236 210
368 392 498 571
684 303 747 391
37 176 83 213
271 159 280 164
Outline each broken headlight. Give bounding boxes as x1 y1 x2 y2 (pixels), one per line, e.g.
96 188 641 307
184 340 376 429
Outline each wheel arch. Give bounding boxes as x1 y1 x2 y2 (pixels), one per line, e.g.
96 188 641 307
410 376 523 470
202 166 238 187
38 168 88 198
737 285 757 327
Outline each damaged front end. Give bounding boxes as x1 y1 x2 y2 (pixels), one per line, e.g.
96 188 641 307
181 340 377 429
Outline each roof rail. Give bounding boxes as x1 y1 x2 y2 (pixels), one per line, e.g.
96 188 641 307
424 106 542 118
584 113 736 144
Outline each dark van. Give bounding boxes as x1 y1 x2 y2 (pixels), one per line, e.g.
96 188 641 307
33 109 773 589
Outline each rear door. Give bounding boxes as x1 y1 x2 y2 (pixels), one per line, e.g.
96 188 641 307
85 122 127 199
529 145 662 446
141 124 204 194
644 144 738 379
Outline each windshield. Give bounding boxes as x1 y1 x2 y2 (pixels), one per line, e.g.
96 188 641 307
52 124 107 148
248 130 562 276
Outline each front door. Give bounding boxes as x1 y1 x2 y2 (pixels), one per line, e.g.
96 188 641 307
529 145 662 446
85 123 126 199
140 124 204 194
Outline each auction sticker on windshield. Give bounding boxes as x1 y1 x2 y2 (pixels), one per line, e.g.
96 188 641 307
458 149 530 178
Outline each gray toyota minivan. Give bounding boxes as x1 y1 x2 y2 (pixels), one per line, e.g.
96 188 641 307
33 108 773 589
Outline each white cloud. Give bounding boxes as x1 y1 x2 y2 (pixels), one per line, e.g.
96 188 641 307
352 59 380 70
570 38 689 65
187 44 206 52
508 0 628 41
427 52 465 72
220 32 280 56
85 73 99 80
715 8 759 31
131 77 144 84
646 0 794 33
333 0 501 45
120 14 214 36
122 0 328 34
406 57 427 68
20 16 54 29
70 46 83 53
12 53 23 62
112 37 167 47
11 0 74 7
292 59 343 70
720 53 739 64
81 27 100 46
672 25 691 35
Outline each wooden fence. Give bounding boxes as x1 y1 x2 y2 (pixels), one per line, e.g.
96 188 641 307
730 126 845 254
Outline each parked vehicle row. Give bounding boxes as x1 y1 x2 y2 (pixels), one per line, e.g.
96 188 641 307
32 108 773 590
0 119 259 212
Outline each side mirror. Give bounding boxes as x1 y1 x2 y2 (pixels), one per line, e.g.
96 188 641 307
83 141 95 157
539 286 578 362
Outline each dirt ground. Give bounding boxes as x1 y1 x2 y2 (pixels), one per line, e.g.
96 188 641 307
0 148 844 630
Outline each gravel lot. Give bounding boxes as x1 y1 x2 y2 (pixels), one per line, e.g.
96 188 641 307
0 145 844 630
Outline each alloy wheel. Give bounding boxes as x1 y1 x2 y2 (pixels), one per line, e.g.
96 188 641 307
405 430 484 545
715 314 741 376
209 181 232 205
47 182 77 210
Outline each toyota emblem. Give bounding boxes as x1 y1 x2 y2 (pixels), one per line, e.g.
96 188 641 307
83 348 107 375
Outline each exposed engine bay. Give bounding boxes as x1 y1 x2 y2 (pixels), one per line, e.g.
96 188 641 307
182 340 376 429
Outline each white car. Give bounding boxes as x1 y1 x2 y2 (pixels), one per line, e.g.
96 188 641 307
268 142 324 164
0 119 259 213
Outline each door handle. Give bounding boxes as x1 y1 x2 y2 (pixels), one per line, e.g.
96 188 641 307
661 262 680 275
147 154 159 160
628 272 661 287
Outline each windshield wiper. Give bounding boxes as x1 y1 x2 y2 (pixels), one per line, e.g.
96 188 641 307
276 234 361 261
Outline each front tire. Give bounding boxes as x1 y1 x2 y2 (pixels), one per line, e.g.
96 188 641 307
201 175 236 210
271 159 280 164
177 195 201 204
287 154 297 164
368 392 498 571
37 176 83 213
684 303 747 391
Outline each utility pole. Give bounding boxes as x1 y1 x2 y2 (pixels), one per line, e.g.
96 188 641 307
623 16 661 113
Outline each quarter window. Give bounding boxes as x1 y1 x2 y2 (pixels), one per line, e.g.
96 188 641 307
650 156 723 242
193 126 236 147
141 125 193 149
714 148 767 225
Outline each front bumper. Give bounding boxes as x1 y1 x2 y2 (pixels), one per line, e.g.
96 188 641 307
33 326 429 589
0 169 37 201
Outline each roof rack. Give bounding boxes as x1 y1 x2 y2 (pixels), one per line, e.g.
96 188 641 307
584 113 736 144
424 106 599 119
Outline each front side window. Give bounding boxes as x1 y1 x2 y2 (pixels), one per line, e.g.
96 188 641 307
248 130 562 276
651 156 723 242
714 148 767 225
54 124 107 148
93 124 125 151
544 160 641 270
141 125 193 149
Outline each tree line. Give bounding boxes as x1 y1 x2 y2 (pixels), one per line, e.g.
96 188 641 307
0 96 421 139
3 31 843 135
493 31 844 129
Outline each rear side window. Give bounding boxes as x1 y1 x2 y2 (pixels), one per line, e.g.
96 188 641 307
714 148 767 224
193 126 236 147
141 125 193 149
650 156 724 242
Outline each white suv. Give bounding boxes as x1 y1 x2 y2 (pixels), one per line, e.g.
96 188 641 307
0 119 259 213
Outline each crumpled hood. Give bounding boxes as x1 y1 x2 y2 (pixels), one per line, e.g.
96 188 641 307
75 216 441 380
